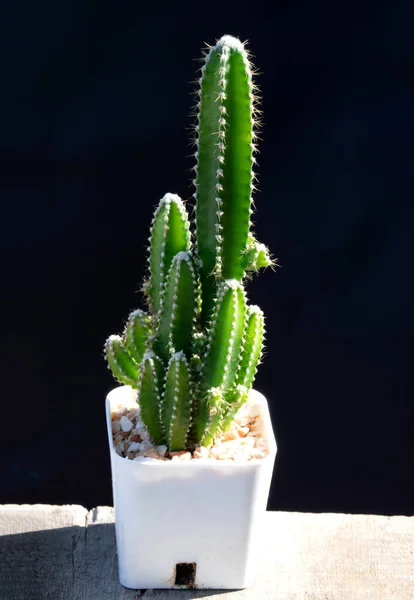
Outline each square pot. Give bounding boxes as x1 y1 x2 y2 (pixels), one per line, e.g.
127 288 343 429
106 385 277 589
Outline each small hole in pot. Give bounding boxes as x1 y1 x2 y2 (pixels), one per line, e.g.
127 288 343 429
175 562 196 587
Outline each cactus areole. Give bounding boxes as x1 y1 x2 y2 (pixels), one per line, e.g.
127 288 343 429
104 35 275 452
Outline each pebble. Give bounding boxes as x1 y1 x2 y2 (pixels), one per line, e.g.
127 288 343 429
112 407 127 420
142 447 160 459
232 450 252 462
120 416 134 433
169 450 189 459
133 456 157 463
237 426 250 437
140 440 154 453
256 437 268 451
128 442 141 452
127 408 139 420
114 433 123 444
111 420 121 434
156 445 168 458
251 448 267 459
193 446 209 459
234 416 250 428
222 430 238 441
240 436 255 447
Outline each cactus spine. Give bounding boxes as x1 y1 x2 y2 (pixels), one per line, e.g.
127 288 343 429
104 35 275 452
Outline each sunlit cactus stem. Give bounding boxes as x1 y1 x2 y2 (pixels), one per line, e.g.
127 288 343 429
235 305 265 389
148 193 191 314
199 387 225 447
191 279 246 442
123 309 151 363
105 335 139 387
138 352 165 445
220 385 249 434
153 251 198 364
200 279 246 391
162 352 192 451
193 36 255 322
242 234 275 275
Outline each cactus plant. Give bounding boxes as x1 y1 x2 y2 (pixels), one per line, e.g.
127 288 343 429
104 34 275 451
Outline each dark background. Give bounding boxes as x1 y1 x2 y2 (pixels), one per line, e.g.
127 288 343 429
1 0 413 515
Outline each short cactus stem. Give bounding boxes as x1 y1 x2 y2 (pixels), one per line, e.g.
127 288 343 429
235 305 265 389
104 335 139 387
138 352 165 445
220 385 249 434
199 387 225 447
123 309 151 364
162 351 192 451
154 251 198 364
148 193 191 314
200 279 246 392
242 234 275 274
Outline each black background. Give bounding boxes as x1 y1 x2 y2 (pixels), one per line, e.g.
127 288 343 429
1 0 413 515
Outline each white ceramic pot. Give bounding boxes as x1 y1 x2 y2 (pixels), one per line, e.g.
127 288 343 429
106 385 277 590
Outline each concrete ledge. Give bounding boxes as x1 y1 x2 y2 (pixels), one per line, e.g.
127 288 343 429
1 505 413 599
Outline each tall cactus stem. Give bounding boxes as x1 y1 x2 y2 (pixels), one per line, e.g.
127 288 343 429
193 35 259 323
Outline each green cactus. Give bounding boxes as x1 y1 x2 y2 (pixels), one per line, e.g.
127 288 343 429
138 352 165 445
105 335 140 387
104 35 275 452
193 35 273 322
148 193 191 314
123 309 151 363
162 352 192 451
153 251 198 364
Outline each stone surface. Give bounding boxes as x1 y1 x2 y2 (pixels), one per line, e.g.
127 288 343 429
1 505 413 599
